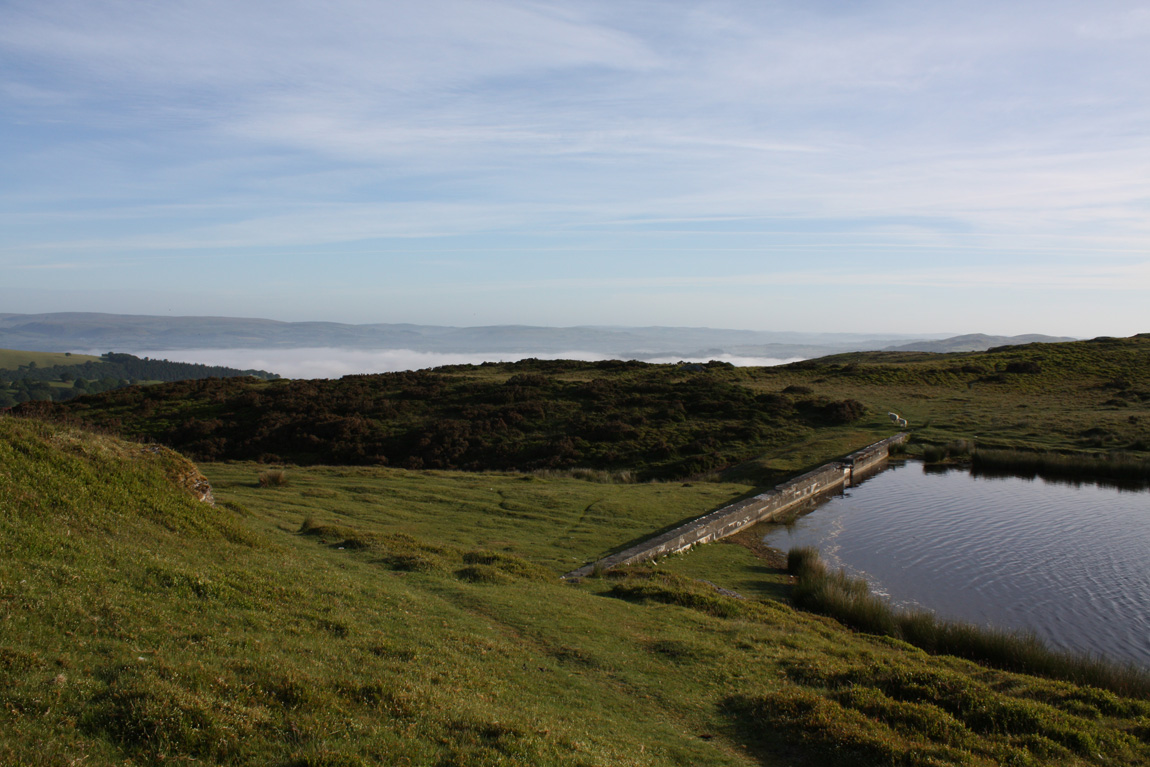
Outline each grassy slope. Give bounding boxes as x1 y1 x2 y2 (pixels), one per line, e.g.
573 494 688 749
4 416 1150 766
0 348 101 368
204 462 754 574
731 335 1150 458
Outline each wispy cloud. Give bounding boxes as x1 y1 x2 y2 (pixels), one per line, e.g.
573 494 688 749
2 1 1148 334
397 259 1150 296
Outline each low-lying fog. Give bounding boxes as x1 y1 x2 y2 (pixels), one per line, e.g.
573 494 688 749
128 348 804 379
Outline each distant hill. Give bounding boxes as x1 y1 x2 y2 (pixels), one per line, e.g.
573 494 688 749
0 312 940 359
0 350 279 406
883 333 1077 353
0 348 101 368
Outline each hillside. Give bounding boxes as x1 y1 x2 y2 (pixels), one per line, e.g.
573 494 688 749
18 335 1150 481
0 348 102 368
0 350 279 407
5 415 1150 766
13 359 865 479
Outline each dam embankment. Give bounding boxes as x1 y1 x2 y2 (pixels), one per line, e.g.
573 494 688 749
563 433 908 579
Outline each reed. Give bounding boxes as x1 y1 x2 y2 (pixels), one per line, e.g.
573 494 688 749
531 467 638 483
787 547 1150 698
972 449 1150 486
921 439 976 464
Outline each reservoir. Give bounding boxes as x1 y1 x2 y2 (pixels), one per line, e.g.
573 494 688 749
762 460 1150 668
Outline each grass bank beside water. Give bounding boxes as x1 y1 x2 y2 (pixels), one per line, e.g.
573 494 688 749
785 547 1150 699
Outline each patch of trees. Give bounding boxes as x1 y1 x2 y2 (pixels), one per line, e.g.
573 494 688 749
0 375 129 406
17 361 867 479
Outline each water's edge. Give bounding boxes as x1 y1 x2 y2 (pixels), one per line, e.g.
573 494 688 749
761 460 1150 668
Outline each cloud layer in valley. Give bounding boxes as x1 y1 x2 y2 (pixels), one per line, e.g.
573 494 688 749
127 348 801 379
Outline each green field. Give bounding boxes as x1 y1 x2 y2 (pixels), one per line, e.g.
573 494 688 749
0 348 100 368
4 415 1150 766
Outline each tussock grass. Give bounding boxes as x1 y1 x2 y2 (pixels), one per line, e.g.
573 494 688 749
727 656 1150 767
299 517 550 580
604 569 788 620
258 468 289 487
788 547 1150 699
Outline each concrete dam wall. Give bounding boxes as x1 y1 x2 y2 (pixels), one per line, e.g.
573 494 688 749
563 433 909 580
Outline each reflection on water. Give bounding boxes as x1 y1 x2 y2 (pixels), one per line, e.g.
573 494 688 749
762 460 1150 668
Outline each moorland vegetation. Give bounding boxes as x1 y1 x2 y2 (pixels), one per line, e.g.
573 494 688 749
16 335 1150 482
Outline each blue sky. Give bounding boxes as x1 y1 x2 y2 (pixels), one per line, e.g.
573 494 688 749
2 0 1148 336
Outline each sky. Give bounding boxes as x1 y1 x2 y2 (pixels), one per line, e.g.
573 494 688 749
2 0 1148 337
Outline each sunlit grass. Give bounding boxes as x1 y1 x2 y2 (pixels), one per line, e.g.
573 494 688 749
204 460 753 573
6 414 1150 766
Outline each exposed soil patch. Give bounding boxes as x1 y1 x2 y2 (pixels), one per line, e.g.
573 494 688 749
723 526 788 571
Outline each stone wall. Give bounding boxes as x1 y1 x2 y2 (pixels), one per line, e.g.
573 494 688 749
563 432 908 579
843 433 909 479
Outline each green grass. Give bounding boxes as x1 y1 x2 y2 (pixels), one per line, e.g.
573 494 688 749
0 347 100 369
204 461 753 573
5 414 1150 766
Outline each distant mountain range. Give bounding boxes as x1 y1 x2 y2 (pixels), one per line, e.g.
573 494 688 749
882 333 1077 353
0 313 1076 360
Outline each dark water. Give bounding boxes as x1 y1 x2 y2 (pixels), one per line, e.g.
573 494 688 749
762 460 1150 668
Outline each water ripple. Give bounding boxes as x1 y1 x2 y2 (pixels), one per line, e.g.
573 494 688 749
763 460 1150 668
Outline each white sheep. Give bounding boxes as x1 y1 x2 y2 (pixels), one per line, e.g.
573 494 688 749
897 417 908 428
